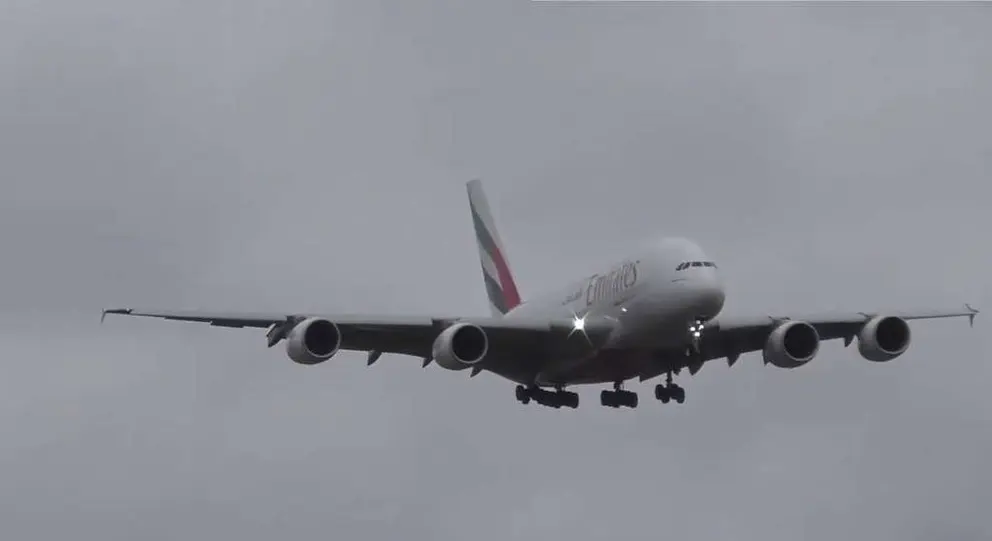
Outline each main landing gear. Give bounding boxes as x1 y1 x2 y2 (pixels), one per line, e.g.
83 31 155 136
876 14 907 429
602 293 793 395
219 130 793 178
516 385 579 409
515 378 686 409
600 382 638 408
654 372 686 404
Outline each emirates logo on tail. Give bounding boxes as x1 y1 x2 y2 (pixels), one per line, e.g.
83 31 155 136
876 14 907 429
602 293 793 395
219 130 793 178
467 180 521 316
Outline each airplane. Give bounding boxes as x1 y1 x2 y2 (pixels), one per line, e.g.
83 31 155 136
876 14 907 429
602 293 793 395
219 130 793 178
102 179 980 409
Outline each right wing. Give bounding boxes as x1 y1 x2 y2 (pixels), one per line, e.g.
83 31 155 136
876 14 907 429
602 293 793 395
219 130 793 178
631 304 978 381
101 308 614 368
709 305 977 352
689 304 979 371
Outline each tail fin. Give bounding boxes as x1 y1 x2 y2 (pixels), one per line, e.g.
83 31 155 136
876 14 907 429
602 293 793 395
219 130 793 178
466 179 522 316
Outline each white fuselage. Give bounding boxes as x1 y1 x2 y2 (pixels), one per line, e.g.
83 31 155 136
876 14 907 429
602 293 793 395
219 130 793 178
498 237 726 385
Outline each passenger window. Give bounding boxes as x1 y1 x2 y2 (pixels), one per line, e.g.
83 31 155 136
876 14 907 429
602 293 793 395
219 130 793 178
703 262 713 267
691 261 702 267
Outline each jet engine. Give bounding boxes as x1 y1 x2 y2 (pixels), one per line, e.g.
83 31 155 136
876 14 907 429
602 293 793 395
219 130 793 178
763 320 820 369
285 317 342 365
857 315 911 362
431 322 489 371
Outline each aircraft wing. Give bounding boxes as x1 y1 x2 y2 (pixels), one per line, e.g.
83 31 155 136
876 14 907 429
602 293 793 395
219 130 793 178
695 304 979 366
100 308 614 365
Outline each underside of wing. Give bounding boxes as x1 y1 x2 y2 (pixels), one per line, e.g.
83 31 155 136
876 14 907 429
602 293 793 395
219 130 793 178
101 308 615 380
693 304 979 370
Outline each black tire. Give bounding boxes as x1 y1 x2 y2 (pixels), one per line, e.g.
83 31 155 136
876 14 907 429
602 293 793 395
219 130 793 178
654 384 670 403
600 390 615 408
673 386 686 404
515 385 527 402
625 392 639 408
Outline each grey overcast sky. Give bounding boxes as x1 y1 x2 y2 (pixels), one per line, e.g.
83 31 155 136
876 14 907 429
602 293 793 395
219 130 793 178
1 2 990 540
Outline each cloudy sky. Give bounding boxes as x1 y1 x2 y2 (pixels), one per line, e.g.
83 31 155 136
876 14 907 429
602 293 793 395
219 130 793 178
1 1 990 539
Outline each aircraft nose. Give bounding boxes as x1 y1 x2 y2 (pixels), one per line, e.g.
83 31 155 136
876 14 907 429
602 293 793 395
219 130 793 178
692 271 725 319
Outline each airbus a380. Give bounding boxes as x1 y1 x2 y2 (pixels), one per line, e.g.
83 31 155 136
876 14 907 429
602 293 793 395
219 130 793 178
103 180 979 409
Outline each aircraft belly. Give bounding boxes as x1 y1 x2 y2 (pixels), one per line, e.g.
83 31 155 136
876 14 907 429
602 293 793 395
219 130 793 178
493 272 698 387
611 294 687 348
556 349 653 385
549 288 693 385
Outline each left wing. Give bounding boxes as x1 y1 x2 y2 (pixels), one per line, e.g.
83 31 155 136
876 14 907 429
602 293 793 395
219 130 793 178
689 304 979 371
100 308 613 368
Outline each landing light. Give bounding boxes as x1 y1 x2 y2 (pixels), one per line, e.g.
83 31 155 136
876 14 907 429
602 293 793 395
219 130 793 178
572 315 586 331
568 311 597 346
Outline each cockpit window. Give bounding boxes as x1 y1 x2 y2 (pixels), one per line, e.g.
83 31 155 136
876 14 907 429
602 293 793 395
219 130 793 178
678 261 717 271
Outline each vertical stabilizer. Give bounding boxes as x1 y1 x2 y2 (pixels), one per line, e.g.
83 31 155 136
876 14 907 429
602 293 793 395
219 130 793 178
466 179 522 316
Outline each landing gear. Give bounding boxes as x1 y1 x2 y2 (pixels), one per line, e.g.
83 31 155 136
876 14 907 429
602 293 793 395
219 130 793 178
654 372 686 404
600 382 638 408
555 390 580 409
515 385 579 409
688 318 707 354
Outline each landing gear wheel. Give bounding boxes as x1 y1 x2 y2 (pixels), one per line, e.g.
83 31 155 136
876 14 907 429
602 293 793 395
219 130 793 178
560 391 579 409
622 391 639 408
520 386 579 409
600 389 637 408
655 373 686 404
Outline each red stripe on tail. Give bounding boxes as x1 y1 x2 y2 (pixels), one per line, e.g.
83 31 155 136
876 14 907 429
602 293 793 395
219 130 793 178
490 245 520 310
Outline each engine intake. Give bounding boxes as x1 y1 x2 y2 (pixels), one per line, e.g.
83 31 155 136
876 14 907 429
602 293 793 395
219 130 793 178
763 320 820 369
286 318 341 365
857 315 911 362
432 323 489 371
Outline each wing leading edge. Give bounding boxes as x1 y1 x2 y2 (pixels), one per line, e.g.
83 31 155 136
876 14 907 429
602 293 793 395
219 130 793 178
695 304 979 366
100 307 615 367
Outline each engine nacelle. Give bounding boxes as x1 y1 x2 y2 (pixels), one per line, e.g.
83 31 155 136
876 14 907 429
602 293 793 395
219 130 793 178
431 323 489 371
857 315 911 362
763 320 820 369
285 317 341 365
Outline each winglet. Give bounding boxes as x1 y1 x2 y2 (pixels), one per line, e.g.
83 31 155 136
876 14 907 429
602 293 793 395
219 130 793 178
101 308 132 324
966 303 979 327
